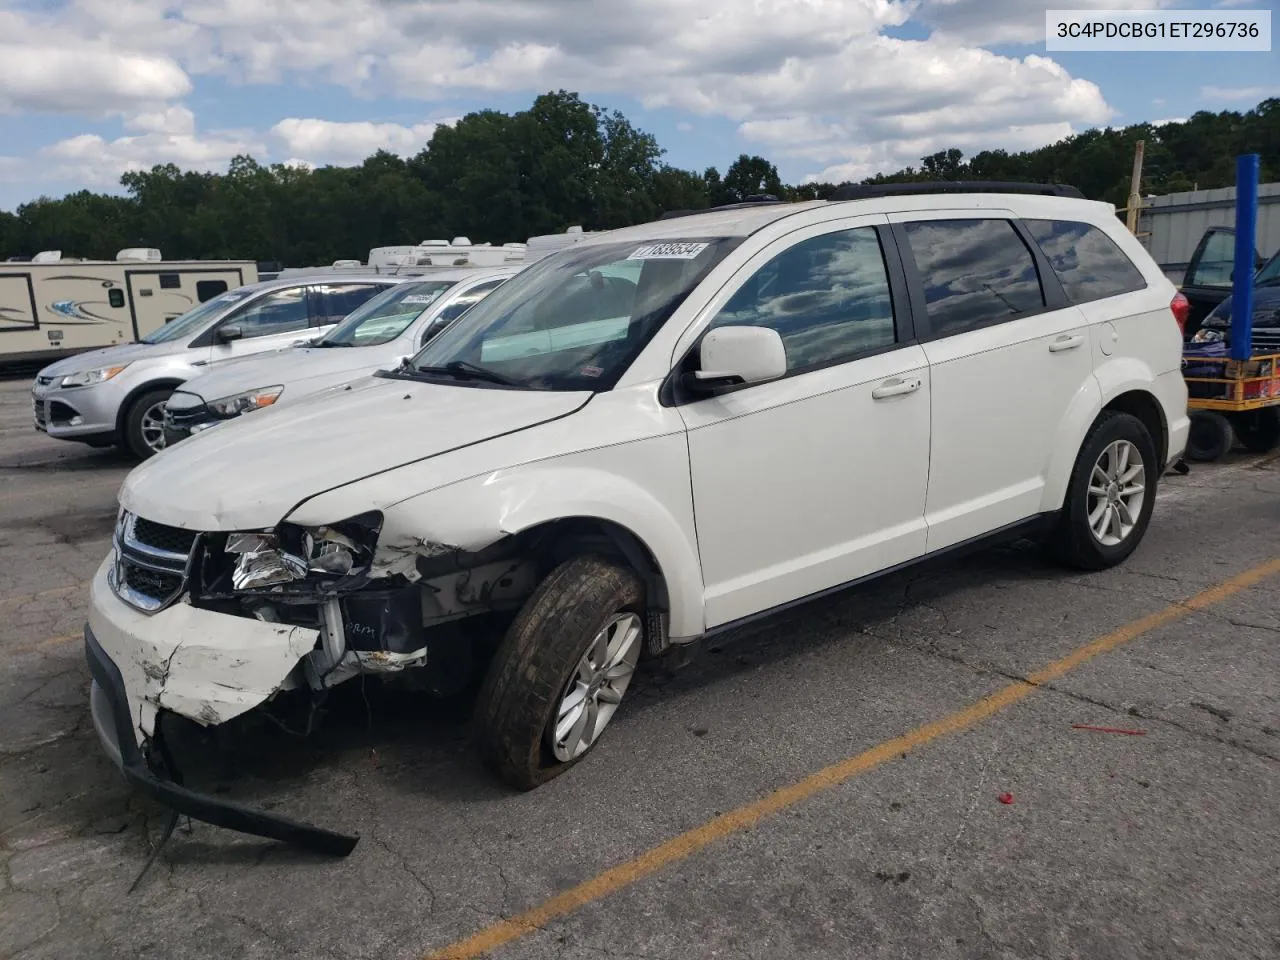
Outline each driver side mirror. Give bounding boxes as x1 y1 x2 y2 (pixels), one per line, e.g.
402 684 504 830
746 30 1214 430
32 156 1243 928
217 323 243 343
682 326 787 397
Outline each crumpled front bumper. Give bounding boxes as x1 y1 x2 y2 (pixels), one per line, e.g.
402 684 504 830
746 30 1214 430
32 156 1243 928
85 556 359 854
86 628 358 854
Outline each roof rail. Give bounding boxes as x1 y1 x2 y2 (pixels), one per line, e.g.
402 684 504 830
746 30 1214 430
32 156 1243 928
658 196 787 221
830 181 1085 201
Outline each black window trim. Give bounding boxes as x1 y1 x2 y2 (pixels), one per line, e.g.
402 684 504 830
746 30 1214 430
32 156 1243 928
890 215 1069 344
660 222 920 407
1022 218 1149 306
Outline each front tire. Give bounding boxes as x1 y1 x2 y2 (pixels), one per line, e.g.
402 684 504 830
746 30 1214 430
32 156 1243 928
1050 411 1158 571
122 388 173 459
473 554 644 790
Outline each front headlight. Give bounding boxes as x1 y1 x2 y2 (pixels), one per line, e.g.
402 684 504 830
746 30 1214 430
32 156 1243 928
1191 328 1225 343
60 364 129 388
208 385 284 417
223 512 382 591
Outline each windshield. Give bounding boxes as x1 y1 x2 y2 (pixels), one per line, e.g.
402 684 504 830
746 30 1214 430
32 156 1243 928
140 290 247 344
1256 251 1280 286
320 280 457 346
404 237 741 391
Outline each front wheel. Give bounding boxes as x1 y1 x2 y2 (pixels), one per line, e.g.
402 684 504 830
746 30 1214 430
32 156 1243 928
122 388 173 459
473 554 645 790
1049 411 1158 571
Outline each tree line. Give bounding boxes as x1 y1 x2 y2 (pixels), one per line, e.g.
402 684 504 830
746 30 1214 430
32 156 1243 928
2 91 1276 266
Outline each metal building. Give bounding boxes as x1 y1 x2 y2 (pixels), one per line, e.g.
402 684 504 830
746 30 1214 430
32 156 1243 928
1138 181 1280 283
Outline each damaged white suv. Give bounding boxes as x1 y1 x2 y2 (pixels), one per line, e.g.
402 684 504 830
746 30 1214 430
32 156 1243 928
86 183 1189 853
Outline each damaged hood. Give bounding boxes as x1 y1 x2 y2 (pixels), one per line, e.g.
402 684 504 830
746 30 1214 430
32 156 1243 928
120 375 591 530
175 344 405 408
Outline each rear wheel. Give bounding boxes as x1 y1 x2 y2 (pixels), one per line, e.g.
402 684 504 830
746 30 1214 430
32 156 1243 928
1050 411 1158 571
1232 407 1280 455
122 388 173 459
1185 410 1233 462
473 554 644 790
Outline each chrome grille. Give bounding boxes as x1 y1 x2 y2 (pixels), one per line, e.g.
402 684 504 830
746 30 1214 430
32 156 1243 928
110 510 199 612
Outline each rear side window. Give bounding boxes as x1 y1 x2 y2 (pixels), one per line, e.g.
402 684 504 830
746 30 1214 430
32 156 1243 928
158 273 181 289
902 219 1044 337
1024 219 1147 303
312 283 388 325
196 279 228 302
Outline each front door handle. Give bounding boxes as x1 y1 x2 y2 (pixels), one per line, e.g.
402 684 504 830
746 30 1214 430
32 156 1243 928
871 377 922 400
1049 334 1085 353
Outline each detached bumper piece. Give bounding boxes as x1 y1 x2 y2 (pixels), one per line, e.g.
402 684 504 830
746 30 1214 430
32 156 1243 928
84 627 359 857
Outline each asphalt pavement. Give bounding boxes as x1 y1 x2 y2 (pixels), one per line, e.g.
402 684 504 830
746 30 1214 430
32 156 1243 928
1 374 1278 960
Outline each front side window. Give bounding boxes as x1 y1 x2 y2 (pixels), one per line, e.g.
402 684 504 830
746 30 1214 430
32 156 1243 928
322 280 457 347
903 218 1045 337
709 227 897 373
228 287 311 339
1025 219 1146 303
406 237 741 391
312 283 390 325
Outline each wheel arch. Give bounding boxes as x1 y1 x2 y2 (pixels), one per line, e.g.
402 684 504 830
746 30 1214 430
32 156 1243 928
366 465 706 641
114 378 184 438
1041 359 1170 513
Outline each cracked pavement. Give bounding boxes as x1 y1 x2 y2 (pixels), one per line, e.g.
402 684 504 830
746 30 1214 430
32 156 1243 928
1 376 1279 959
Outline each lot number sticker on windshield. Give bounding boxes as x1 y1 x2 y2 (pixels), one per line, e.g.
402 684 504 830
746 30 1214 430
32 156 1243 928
402 293 444 304
628 242 709 260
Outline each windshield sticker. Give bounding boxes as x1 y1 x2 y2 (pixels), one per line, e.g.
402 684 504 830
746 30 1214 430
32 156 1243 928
627 242 709 260
578 365 604 378
402 294 443 305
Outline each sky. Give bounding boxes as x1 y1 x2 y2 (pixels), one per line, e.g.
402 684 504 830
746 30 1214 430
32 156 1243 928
0 0 1277 213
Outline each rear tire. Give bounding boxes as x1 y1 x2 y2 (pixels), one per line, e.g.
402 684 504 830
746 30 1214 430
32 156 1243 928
473 554 644 790
122 388 173 459
1185 410 1233 462
1049 410 1158 571
1232 408 1280 455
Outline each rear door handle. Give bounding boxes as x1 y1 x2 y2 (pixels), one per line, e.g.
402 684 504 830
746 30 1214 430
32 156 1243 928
871 377 922 400
1049 334 1085 353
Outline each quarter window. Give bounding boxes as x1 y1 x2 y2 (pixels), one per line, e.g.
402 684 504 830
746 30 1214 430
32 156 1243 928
902 219 1045 337
709 227 897 373
1024 219 1147 303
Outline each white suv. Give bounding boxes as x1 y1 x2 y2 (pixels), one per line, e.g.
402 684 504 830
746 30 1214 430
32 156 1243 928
85 184 1188 851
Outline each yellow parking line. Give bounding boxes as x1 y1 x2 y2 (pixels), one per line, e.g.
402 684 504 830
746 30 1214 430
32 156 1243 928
0 583 85 613
424 556 1280 960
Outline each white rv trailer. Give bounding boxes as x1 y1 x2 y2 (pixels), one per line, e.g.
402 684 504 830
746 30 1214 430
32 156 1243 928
0 249 257 365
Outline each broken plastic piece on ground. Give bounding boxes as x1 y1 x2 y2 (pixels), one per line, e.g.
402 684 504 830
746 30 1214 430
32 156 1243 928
1072 724 1148 735
997 792 1014 804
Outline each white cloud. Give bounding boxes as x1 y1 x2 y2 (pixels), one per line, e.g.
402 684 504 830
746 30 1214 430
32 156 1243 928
2 0 1122 191
34 121 263 187
1200 85 1279 102
269 118 454 165
911 0 1175 44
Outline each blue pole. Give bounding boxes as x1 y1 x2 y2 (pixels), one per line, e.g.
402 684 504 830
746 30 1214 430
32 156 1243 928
1230 153 1259 362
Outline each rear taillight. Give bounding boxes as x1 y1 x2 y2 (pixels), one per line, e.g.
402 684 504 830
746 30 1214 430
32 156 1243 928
1170 292 1191 336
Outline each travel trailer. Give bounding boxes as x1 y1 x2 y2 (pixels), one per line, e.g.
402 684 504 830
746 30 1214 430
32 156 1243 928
0 249 257 366
274 238 528 280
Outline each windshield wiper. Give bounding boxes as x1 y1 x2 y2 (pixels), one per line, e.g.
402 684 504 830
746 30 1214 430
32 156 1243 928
414 360 518 386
